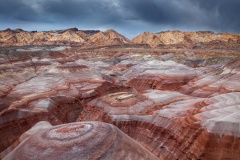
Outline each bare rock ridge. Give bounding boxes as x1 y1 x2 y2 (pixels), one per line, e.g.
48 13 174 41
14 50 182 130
0 28 239 47
0 28 130 46
132 30 240 47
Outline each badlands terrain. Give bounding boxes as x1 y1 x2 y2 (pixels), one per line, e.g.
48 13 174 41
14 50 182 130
0 28 240 160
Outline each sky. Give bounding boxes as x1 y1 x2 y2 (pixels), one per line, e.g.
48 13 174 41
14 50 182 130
0 0 240 39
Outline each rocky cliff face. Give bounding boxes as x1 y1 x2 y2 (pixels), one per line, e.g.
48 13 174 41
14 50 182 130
132 30 240 47
1 45 240 159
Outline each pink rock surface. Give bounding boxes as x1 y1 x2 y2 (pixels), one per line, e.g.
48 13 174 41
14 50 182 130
1 49 240 159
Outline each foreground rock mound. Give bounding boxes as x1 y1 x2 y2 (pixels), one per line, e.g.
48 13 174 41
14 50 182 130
2 121 158 160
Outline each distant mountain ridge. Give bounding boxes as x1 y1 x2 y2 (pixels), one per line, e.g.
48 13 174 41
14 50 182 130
0 28 129 46
132 30 240 47
0 28 239 47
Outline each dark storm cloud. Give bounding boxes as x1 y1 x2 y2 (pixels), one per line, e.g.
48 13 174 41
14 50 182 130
120 0 240 33
118 0 189 24
187 0 240 31
0 0 126 25
0 0 240 38
41 0 123 24
0 0 40 21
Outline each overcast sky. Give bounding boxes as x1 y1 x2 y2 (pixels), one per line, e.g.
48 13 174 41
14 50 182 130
0 0 240 39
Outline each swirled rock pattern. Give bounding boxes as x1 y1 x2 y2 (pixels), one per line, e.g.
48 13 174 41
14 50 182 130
1 44 240 159
2 121 159 160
